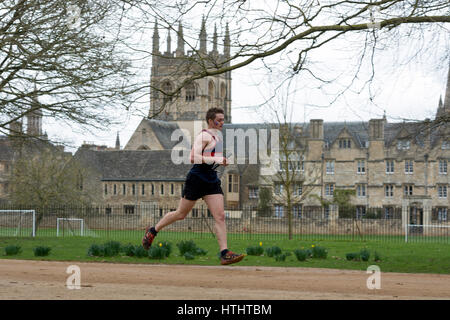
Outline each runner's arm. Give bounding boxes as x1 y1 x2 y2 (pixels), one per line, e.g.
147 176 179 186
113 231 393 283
190 132 225 165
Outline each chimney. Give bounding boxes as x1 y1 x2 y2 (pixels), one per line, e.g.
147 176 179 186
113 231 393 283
369 119 384 141
294 124 303 136
309 119 323 139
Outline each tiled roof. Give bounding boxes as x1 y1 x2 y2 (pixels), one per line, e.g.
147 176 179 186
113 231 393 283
74 148 192 181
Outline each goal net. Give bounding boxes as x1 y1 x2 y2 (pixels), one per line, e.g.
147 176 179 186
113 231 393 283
56 218 97 237
0 210 36 237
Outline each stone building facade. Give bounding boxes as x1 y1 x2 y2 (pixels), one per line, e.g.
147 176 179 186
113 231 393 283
3 18 447 232
73 21 450 229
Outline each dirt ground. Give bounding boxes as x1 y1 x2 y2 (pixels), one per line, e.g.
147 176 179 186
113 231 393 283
1 259 449 300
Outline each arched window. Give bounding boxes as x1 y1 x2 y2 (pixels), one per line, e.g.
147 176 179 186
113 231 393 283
185 82 196 101
162 81 173 104
208 80 215 102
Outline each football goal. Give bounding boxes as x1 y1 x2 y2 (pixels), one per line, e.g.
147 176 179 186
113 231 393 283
56 218 85 237
0 210 36 237
56 218 97 237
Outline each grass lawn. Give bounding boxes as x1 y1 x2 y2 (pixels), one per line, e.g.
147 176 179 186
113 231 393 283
1 234 450 274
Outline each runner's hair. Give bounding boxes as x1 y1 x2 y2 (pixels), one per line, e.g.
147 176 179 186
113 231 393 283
206 107 224 123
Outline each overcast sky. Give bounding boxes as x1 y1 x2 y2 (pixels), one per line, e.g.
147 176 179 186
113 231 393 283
40 10 449 154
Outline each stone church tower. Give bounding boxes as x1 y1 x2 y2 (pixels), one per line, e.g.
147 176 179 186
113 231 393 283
27 88 43 137
149 19 232 137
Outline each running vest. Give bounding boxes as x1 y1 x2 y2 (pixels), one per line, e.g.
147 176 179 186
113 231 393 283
189 129 222 183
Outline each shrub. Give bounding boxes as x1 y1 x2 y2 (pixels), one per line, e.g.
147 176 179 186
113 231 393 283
184 252 195 260
275 253 287 262
87 244 104 257
194 247 207 256
159 241 173 256
122 243 136 256
294 249 310 262
176 240 207 258
133 246 148 258
374 251 382 262
103 241 121 257
265 246 282 257
346 249 373 262
33 246 51 257
360 249 370 262
311 246 328 259
346 252 358 261
177 240 198 256
4 245 21 256
246 246 264 256
148 246 170 259
87 241 122 257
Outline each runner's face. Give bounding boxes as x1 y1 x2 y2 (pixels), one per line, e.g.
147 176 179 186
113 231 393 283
210 113 225 130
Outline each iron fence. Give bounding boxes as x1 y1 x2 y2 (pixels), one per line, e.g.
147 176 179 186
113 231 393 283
0 204 448 243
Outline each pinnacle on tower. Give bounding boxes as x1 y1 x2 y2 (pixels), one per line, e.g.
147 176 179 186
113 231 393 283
212 24 218 54
176 22 185 57
115 132 120 150
166 27 172 54
444 58 450 110
199 17 207 54
224 23 230 57
436 59 450 120
152 19 160 54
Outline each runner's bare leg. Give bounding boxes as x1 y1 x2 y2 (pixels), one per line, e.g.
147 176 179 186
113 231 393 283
203 194 227 251
155 197 196 232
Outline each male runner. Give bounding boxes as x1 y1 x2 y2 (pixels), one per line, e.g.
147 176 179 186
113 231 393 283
142 107 245 265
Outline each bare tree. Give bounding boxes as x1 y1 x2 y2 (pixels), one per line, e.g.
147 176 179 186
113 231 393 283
258 81 321 240
0 0 143 142
2 1 447 144
128 0 449 117
9 145 95 229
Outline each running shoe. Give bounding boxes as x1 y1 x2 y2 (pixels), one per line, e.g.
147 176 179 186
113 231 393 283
142 227 156 250
220 251 245 265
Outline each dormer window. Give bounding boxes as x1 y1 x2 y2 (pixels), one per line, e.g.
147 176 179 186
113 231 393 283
397 139 410 150
338 139 351 149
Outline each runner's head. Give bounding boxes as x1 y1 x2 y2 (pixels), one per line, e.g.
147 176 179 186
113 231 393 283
206 107 225 130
